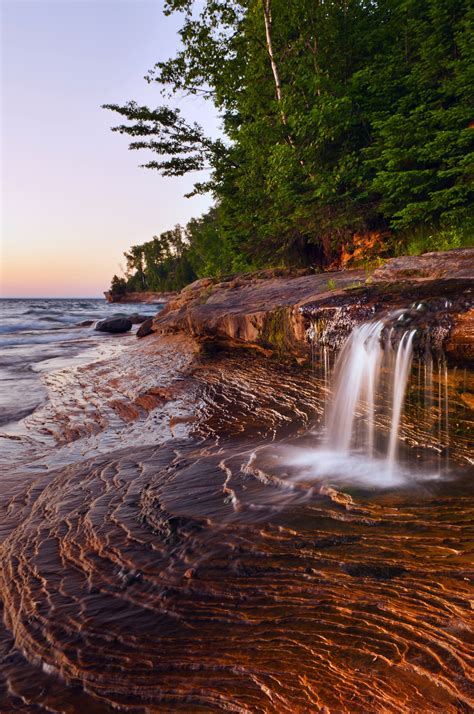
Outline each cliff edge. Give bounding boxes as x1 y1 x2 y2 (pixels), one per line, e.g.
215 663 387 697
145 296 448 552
150 248 473 364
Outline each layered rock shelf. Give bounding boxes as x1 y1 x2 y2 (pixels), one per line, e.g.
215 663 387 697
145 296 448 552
104 290 176 304
1 250 473 712
151 248 473 365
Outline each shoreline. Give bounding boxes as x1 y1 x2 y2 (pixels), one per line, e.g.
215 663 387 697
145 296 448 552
0 332 199 475
1 331 473 712
0 298 159 441
0 249 473 711
3 248 471 470
104 289 176 304
149 248 474 365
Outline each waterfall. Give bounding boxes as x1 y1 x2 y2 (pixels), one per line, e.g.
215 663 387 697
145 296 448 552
386 329 416 468
327 321 384 454
280 309 465 491
325 317 416 467
283 306 466 490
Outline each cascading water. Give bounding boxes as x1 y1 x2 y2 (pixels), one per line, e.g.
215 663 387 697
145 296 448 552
325 315 416 470
288 302 471 489
326 320 384 456
386 329 417 468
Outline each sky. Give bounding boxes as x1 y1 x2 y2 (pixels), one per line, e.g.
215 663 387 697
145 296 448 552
1 0 218 297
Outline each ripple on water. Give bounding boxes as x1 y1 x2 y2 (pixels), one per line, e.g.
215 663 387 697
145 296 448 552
0 339 473 712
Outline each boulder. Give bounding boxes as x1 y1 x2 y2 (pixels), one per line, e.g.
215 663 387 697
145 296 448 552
76 320 94 327
136 318 155 339
95 317 132 334
129 313 149 325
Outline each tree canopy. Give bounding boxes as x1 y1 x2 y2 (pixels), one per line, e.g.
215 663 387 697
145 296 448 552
105 0 473 287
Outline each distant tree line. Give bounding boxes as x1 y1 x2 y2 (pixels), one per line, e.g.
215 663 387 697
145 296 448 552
109 214 232 295
106 0 473 294
110 226 193 295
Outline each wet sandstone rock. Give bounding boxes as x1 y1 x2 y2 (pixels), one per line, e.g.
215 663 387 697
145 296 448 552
153 248 473 364
341 563 407 580
301 279 473 361
129 313 149 324
104 290 176 304
155 268 367 356
136 317 155 338
1 327 473 711
445 307 474 364
94 317 132 334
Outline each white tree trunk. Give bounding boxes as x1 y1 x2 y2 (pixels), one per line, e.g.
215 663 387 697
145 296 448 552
262 0 288 126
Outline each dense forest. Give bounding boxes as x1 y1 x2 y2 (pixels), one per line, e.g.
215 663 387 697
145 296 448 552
105 0 473 295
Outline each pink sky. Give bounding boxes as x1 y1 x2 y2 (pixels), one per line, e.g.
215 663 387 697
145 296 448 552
1 0 216 297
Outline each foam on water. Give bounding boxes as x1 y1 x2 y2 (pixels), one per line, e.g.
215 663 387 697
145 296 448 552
280 446 440 489
0 298 160 428
284 312 451 489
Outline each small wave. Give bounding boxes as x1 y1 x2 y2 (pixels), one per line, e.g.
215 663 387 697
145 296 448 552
0 317 92 335
24 308 64 316
22 304 49 311
0 331 88 347
0 322 64 334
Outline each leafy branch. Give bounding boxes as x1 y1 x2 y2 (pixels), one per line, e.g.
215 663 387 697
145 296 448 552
102 101 227 188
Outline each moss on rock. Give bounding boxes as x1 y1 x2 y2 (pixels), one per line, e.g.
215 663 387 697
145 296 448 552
259 307 295 355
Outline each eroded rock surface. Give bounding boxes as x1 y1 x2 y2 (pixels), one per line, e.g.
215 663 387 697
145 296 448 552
0 250 472 713
104 290 175 304
153 249 473 364
373 247 474 281
0 333 473 713
136 316 155 338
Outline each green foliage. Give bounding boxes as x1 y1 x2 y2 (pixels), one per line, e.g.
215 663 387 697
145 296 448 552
260 307 294 354
101 102 225 193
105 0 473 275
359 0 474 231
110 275 127 296
112 225 198 295
397 216 474 256
186 207 255 278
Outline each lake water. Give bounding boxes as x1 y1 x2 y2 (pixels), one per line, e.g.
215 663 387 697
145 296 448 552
0 298 160 426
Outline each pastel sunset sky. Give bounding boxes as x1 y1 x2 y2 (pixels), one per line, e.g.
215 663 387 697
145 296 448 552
1 0 217 297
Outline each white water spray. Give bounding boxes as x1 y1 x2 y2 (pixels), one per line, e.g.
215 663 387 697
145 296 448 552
387 329 416 468
281 311 457 490
327 320 384 454
326 317 416 468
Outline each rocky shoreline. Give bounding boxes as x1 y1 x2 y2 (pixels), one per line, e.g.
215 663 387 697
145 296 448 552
1 249 473 712
142 248 473 366
104 290 176 304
